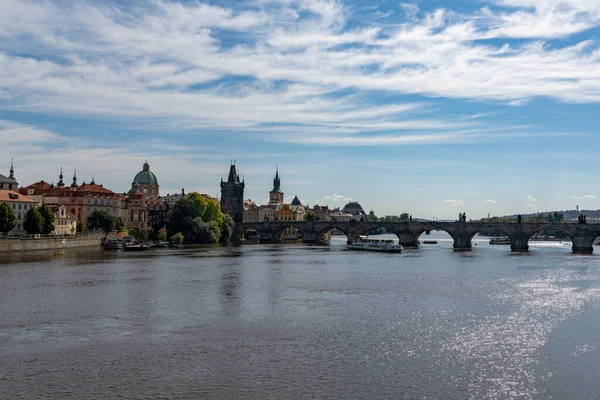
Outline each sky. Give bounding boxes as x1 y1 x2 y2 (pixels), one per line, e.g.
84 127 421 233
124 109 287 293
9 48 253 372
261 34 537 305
1 0 600 219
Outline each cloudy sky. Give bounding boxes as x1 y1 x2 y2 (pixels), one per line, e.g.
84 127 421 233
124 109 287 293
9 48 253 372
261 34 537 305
1 0 600 218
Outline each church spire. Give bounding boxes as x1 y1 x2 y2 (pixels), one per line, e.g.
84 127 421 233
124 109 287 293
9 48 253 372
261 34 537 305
227 161 240 183
90 175 96 185
272 166 281 192
71 168 77 187
9 158 14 180
57 166 65 187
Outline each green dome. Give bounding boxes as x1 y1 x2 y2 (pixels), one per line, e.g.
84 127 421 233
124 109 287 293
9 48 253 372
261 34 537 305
133 162 158 185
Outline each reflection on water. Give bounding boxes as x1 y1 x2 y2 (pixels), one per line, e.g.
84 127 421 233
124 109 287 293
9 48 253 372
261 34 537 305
1 233 600 399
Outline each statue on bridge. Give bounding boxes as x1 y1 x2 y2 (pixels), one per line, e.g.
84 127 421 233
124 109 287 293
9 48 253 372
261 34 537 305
579 214 587 224
517 214 522 224
458 213 466 223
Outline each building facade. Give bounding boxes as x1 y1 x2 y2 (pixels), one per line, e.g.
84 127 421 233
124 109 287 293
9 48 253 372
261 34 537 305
53 205 77 235
0 190 37 235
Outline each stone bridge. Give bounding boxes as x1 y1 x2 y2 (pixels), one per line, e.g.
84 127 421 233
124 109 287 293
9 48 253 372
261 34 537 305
236 221 600 254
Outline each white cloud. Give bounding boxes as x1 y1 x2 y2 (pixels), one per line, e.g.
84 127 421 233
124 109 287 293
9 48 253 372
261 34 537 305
524 203 537 209
445 199 465 207
324 194 353 202
525 195 537 202
0 0 600 142
0 120 62 145
570 194 596 200
485 199 498 204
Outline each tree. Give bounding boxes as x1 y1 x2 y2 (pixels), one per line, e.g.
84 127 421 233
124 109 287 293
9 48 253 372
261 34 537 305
87 210 115 234
76 222 86 233
168 192 230 244
170 232 184 245
38 204 55 235
115 217 126 232
158 229 167 242
220 214 234 243
23 207 44 235
304 210 317 222
0 202 17 234
400 213 410 222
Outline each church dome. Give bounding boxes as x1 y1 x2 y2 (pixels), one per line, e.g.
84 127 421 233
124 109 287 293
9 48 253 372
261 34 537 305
343 201 365 215
133 161 158 185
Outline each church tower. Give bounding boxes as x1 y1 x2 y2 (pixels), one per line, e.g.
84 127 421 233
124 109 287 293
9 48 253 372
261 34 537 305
220 162 245 224
268 167 284 206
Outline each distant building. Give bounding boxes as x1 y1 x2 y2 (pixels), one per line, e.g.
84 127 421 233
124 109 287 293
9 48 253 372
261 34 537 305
220 163 245 224
343 202 366 220
258 205 276 222
44 178 122 225
131 161 160 199
0 159 18 191
268 167 284 206
243 202 259 223
52 205 77 235
19 180 54 205
0 190 36 235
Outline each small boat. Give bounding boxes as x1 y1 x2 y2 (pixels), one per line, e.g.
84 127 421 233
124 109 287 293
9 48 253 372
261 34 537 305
123 243 150 251
154 241 170 248
53 250 65 256
348 236 403 253
489 237 511 245
422 240 438 244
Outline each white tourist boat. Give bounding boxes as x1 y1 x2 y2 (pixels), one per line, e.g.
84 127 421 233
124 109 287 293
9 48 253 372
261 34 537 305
347 236 403 253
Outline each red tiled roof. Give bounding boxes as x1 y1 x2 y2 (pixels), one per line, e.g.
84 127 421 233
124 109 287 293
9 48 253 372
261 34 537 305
0 190 37 203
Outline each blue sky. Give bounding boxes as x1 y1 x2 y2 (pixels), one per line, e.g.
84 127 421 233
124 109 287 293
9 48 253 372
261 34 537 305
1 0 600 219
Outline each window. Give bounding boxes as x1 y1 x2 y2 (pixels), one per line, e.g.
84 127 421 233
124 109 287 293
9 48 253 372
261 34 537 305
143 187 148 194
18 204 21 210
88 199 92 204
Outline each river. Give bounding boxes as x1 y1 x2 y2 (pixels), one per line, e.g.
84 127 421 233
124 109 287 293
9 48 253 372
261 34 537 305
1 232 599 399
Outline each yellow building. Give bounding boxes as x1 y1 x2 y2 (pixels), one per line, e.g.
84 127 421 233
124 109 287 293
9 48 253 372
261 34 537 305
53 205 77 235
275 204 304 240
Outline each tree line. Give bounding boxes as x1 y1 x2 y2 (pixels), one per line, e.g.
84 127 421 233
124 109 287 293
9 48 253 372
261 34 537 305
0 202 56 235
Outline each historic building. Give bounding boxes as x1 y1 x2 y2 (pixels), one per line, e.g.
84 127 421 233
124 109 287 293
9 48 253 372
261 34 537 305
220 163 245 224
0 190 36 235
268 168 284 206
44 179 122 225
131 161 160 199
243 202 259 223
343 202 366 220
52 205 77 235
19 180 54 205
0 159 18 191
122 184 148 230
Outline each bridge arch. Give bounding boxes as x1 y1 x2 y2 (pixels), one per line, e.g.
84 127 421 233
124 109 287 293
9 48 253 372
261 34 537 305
316 225 348 241
273 223 305 241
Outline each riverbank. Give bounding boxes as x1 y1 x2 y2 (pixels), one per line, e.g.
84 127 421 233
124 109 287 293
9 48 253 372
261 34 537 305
0 233 101 253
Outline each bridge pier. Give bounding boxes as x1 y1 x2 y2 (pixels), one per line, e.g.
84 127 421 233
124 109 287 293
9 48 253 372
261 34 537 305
571 235 595 254
510 234 529 253
452 233 472 252
301 231 320 243
396 232 419 249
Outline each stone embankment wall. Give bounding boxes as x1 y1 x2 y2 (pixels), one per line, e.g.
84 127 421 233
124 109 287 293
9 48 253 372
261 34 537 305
0 233 101 253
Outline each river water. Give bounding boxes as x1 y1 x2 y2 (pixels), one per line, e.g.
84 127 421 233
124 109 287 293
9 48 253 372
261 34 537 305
1 232 600 399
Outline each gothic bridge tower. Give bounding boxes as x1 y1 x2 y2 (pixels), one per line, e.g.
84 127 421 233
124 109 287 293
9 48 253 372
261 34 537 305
220 162 245 224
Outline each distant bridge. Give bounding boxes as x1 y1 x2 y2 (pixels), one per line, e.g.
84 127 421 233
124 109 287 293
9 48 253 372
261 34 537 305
236 221 600 254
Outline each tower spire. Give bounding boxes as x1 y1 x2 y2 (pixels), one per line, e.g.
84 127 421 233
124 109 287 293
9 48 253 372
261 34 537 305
71 168 77 187
57 166 64 187
9 158 14 179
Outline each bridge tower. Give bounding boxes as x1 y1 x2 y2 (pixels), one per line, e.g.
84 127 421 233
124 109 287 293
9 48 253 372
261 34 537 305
220 162 245 224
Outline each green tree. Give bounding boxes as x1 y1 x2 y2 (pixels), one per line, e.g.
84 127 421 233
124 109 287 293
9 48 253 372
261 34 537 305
38 203 55 235
115 217 126 232
167 192 229 244
87 210 115 234
157 229 167 242
220 214 234 243
170 232 184 245
400 213 410 222
0 202 18 234
76 222 86 233
23 207 44 235
304 210 317 222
